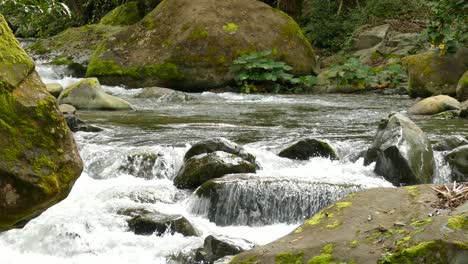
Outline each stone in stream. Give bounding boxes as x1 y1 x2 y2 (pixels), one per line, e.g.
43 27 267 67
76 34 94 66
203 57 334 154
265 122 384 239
460 100 468 118
230 185 468 264
364 113 435 186
58 78 133 110
0 15 83 231
278 138 338 160
45 83 63 98
445 145 468 182
126 212 199 237
190 174 362 226
135 87 195 102
433 135 468 151
85 0 317 91
456 71 468 101
403 47 468 98
184 137 256 164
195 235 255 264
174 151 256 190
59 104 103 132
408 95 461 115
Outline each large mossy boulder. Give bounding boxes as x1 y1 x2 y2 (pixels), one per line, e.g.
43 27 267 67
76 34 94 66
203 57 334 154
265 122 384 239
173 151 256 189
0 15 83 231
364 113 434 186
99 1 143 26
445 146 468 182
230 185 468 264
58 78 133 110
86 0 316 91
278 138 338 160
408 95 461 115
403 47 468 98
457 71 468 101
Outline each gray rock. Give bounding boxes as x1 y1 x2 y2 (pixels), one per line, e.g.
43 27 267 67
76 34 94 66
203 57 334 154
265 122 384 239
127 212 199 237
353 24 390 51
364 113 435 185
199 235 255 263
445 145 468 182
58 78 133 110
457 71 468 101
136 87 195 102
185 138 256 164
408 95 460 115
278 138 338 160
174 151 256 189
59 104 102 132
45 83 63 97
433 135 468 151
460 100 468 118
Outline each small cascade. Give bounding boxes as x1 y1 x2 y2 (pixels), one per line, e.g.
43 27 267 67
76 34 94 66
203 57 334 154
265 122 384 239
188 175 363 226
433 151 453 184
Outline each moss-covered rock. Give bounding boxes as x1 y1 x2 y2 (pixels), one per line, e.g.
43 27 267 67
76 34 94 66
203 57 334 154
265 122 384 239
364 113 434 186
86 0 316 91
0 14 83 231
230 185 468 264
27 24 123 77
99 1 143 26
278 138 338 160
408 95 461 115
58 78 133 110
173 151 256 189
456 71 468 101
403 48 468 98
445 145 468 182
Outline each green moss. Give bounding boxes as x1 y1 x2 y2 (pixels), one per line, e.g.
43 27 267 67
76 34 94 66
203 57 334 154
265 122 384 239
349 240 360 248
223 23 239 34
305 211 326 226
189 26 209 40
404 186 420 199
454 241 468 250
276 251 303 264
294 226 303 234
100 1 142 26
50 55 74 66
32 155 58 176
320 244 335 254
447 214 467 230
411 218 433 227
28 42 48 55
195 180 220 197
307 254 333 264
378 241 445 264
396 235 412 247
335 202 352 210
325 220 342 229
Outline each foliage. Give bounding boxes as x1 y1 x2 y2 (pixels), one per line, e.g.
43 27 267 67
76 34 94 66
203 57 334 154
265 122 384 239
229 50 317 94
330 58 405 90
426 0 468 55
0 0 72 37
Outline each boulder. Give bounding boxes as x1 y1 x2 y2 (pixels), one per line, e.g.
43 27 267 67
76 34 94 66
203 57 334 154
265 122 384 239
456 71 468 101
364 113 434 185
403 47 468 98
173 151 256 189
85 0 316 91
278 138 338 160
184 137 256 163
136 87 195 102
408 95 461 115
352 24 390 51
230 185 468 264
433 135 468 151
0 15 83 231
45 83 63 98
28 24 123 77
445 146 468 182
99 1 143 26
59 104 103 133
198 235 255 263
460 100 468 118
58 78 133 110
190 174 363 226
127 212 198 236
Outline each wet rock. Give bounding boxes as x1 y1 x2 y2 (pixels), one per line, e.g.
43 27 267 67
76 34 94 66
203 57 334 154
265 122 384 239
445 145 468 182
86 0 316 91
408 95 460 115
45 83 63 98
174 151 256 189
197 235 255 263
460 100 468 118
431 110 459 120
403 47 468 98
0 15 83 231
127 212 198 237
185 138 256 164
278 138 338 160
456 71 468 101
58 78 133 110
230 185 467 264
99 1 143 26
191 174 362 226
136 87 195 102
433 135 468 151
364 113 434 185
59 104 103 132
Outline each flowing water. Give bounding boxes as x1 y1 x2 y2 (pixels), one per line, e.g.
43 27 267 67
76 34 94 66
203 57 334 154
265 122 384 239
0 62 466 263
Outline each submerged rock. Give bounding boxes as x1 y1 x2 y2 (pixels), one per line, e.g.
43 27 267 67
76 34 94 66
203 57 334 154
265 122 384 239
403 47 468 98
197 235 255 264
185 137 256 164
86 0 316 91
408 95 461 115
136 87 195 102
278 138 338 160
190 174 362 226
58 78 133 110
230 185 468 264
127 212 198 237
174 151 256 189
0 15 83 231
45 83 63 98
445 146 468 182
433 135 468 151
364 113 434 185
457 71 468 101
